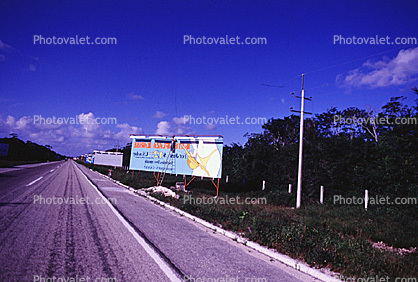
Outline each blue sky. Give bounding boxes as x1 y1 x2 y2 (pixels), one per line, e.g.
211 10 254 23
1 0 417 156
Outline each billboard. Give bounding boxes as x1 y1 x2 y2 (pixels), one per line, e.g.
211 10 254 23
0 143 9 157
94 151 123 167
85 154 94 164
129 136 223 178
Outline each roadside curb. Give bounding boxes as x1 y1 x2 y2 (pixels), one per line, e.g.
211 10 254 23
88 168 342 282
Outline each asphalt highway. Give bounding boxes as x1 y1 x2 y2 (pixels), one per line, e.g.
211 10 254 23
0 161 321 282
0 161 179 282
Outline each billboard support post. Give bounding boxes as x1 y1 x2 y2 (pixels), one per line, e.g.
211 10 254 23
211 178 220 197
184 175 196 189
153 172 160 185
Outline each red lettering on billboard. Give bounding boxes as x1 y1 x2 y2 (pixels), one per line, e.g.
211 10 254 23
134 142 151 148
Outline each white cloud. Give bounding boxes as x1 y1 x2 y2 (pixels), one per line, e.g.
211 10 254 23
0 112 143 156
78 112 100 136
155 117 193 136
0 40 15 62
15 116 32 130
5 115 16 127
114 123 142 139
337 47 418 88
172 116 187 125
153 111 167 119
205 123 216 130
127 93 144 100
155 121 172 135
0 40 13 51
172 117 192 134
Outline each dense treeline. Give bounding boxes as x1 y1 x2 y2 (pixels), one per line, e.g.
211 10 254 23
0 136 65 164
223 89 418 201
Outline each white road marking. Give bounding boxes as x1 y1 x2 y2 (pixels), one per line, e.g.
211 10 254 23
26 176 43 187
73 163 182 282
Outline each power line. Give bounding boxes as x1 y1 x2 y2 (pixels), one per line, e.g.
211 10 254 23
303 46 408 76
261 84 284 88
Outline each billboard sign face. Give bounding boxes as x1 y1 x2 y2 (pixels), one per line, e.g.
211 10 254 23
129 136 223 178
85 154 94 164
94 151 123 167
0 143 9 156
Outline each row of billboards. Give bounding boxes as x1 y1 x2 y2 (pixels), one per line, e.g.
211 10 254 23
84 135 224 179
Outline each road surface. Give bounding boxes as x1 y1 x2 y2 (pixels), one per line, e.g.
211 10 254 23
0 160 321 281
